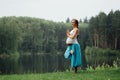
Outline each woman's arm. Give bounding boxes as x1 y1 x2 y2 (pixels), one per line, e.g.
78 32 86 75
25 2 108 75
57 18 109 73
66 28 78 39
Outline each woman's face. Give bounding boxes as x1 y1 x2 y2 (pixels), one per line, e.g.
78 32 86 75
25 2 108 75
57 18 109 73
71 20 76 28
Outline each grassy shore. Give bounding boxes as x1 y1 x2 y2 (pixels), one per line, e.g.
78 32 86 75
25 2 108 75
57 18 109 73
0 68 120 80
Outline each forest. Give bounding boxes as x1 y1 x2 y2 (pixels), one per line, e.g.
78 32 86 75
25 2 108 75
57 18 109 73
0 10 120 74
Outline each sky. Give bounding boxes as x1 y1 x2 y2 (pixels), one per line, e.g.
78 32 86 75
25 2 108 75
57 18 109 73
0 0 120 22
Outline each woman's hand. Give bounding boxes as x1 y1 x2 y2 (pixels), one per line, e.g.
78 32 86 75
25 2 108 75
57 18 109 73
66 30 70 37
67 28 78 39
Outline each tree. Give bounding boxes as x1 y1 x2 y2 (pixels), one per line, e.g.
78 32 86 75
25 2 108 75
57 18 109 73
89 10 120 50
83 17 88 23
79 19 82 23
66 17 70 23
0 17 22 73
112 10 120 49
97 12 107 48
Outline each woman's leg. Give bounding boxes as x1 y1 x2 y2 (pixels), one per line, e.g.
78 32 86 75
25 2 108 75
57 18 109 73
74 67 77 73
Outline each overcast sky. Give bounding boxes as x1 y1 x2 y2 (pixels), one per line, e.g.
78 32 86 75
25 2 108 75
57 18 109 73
0 0 120 22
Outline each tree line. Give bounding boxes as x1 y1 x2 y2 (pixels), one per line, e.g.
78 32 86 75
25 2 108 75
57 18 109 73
89 10 120 50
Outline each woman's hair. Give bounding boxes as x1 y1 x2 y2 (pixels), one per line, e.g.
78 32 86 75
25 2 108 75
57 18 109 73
72 19 79 38
72 19 79 28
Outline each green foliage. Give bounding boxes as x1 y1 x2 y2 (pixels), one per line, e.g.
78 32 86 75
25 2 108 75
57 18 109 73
86 60 119 71
85 46 120 67
0 17 22 74
86 65 94 71
89 10 120 49
0 17 22 54
0 52 19 74
113 61 118 69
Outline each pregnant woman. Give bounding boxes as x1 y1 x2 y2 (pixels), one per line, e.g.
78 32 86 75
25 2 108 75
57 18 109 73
64 19 82 73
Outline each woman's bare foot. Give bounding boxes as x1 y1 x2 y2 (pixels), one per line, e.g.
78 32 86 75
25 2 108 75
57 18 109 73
70 50 74 54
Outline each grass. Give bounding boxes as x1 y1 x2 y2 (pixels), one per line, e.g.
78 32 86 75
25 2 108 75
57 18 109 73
0 68 120 80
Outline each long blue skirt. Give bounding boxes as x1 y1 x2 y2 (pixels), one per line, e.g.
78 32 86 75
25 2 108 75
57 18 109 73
64 44 82 68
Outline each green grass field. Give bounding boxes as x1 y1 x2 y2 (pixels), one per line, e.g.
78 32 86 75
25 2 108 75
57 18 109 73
0 68 120 80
